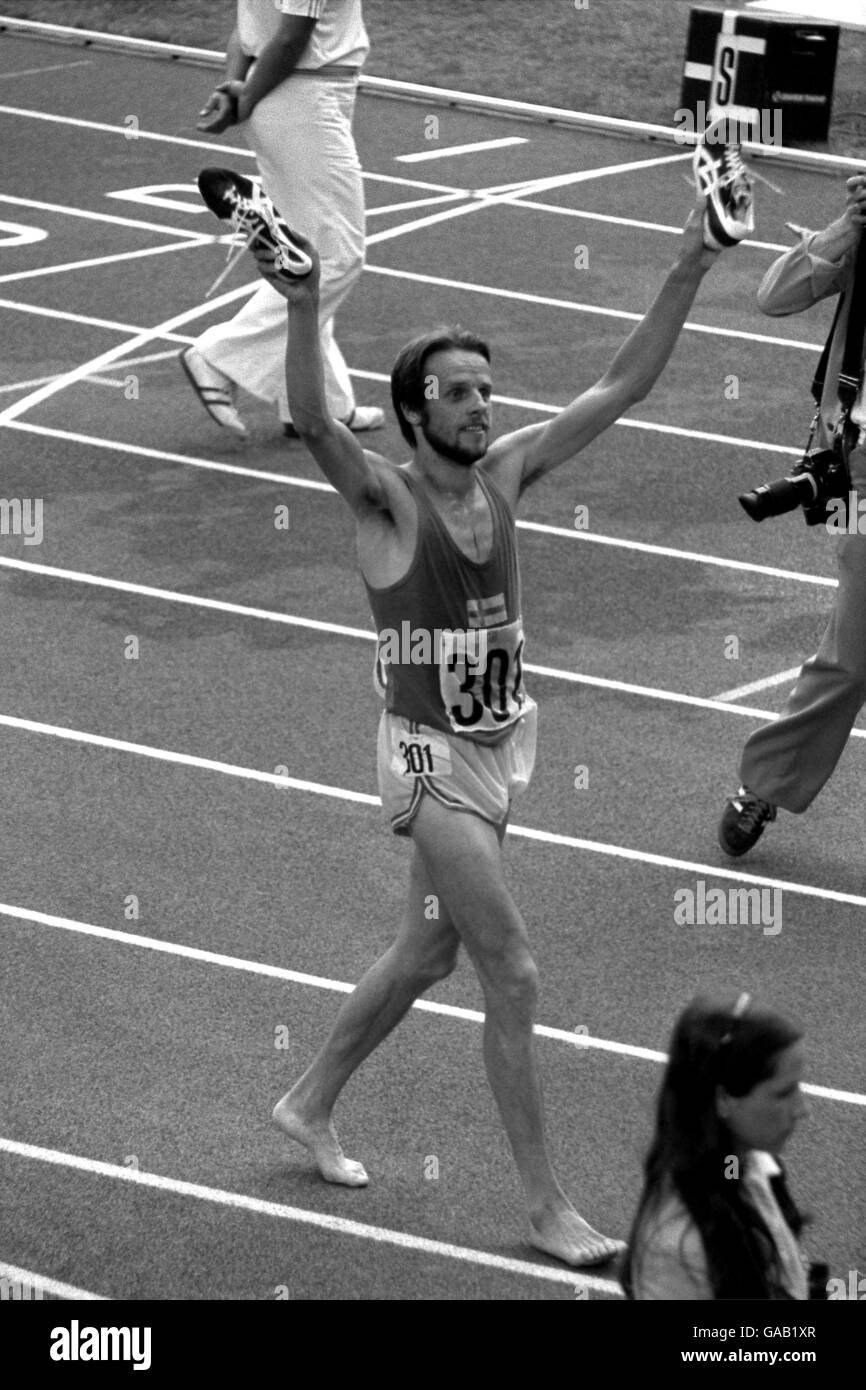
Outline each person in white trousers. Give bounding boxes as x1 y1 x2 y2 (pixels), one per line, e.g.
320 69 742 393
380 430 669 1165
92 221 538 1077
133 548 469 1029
181 0 383 439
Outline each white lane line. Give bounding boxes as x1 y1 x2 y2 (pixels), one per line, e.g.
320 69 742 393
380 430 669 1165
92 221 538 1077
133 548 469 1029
0 351 183 398
0 297 195 343
367 191 467 217
0 1138 617 1294
510 197 792 253
0 421 327 486
350 367 803 459
0 557 844 723
0 278 260 425
0 421 833 583
0 238 208 286
0 902 861 1105
396 136 528 162
515 521 833 584
364 264 824 352
713 667 802 702
477 151 692 197
0 192 211 240
4 719 866 915
0 59 91 80
0 1260 109 1301
0 109 467 196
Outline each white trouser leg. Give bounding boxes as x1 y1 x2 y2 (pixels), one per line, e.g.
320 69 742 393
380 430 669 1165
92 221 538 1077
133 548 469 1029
194 77 365 421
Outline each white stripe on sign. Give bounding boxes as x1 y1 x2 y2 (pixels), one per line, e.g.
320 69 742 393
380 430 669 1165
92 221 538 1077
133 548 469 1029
395 136 528 163
683 62 714 80
0 1137 620 1295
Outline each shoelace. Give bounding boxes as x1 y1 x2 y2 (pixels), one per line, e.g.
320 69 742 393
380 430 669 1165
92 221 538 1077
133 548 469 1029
736 796 772 831
721 147 753 206
204 187 279 299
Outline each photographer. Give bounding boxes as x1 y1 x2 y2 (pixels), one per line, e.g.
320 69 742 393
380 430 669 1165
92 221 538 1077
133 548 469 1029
719 175 866 856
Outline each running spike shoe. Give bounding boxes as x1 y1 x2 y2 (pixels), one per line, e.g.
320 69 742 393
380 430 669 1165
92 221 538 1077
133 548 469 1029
692 116 755 250
197 167 313 279
718 786 776 857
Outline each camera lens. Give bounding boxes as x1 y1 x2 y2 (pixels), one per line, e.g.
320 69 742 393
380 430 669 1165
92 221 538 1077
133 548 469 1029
739 472 818 523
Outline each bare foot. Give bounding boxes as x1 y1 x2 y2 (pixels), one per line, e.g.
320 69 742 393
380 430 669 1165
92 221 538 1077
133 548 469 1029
272 1097 368 1187
529 1207 625 1268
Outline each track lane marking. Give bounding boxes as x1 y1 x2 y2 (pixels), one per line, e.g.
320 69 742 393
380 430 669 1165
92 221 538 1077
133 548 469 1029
0 557 845 720
0 298 196 342
0 108 466 194
395 136 528 162
1 722 866 913
0 902 862 1104
0 1137 620 1294
713 667 803 701
0 279 261 425
0 421 832 585
0 238 208 286
0 1260 109 1300
0 191 212 239
0 59 91 80
363 265 824 352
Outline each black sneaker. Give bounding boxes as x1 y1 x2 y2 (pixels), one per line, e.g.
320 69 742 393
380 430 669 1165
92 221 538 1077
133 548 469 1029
718 787 777 857
692 115 755 250
197 167 313 279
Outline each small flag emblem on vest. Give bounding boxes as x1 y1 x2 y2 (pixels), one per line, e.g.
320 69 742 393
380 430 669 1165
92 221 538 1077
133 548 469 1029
467 594 508 627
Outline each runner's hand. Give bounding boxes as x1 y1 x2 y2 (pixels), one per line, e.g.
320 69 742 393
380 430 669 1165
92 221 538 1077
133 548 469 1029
681 200 725 268
249 229 321 303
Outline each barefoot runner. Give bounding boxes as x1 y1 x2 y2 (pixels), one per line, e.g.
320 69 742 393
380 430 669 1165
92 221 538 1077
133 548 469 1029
201 137 749 1266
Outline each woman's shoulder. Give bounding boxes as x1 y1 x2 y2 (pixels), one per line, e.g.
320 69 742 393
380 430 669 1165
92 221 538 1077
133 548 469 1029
632 1188 713 1301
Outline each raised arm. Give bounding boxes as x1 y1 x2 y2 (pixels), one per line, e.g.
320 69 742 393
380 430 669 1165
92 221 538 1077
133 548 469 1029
484 203 723 499
252 236 392 518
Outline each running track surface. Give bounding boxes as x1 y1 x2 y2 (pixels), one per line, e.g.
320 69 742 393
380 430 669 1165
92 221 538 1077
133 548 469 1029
0 32 864 1302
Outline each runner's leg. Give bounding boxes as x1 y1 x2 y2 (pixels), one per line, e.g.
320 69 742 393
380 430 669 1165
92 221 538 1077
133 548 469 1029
410 794 622 1266
273 846 460 1184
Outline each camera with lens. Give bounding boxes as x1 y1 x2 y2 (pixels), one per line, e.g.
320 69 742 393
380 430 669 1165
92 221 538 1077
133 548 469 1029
738 445 850 526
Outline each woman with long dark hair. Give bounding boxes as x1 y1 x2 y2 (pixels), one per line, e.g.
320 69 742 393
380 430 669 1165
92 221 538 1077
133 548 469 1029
622 994 811 1299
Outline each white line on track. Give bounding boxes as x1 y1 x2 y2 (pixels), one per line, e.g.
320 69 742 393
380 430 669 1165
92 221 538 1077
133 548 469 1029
509 197 792 253
0 108 467 196
0 420 832 583
0 1260 109 1301
0 554 793 717
0 901 861 1105
348 367 805 458
0 191 212 240
477 151 692 197
0 1136 618 1294
0 279 259 425
2 717 866 917
0 557 843 720
0 296 195 343
0 59 91 80
367 191 467 217
363 265 824 353
0 238 208 286
713 667 802 702
396 136 528 162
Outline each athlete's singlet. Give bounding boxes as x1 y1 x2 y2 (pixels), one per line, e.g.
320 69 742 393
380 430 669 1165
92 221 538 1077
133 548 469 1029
363 469 529 742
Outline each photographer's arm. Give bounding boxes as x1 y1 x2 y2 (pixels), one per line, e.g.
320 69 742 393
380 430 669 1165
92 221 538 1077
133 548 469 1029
758 175 866 316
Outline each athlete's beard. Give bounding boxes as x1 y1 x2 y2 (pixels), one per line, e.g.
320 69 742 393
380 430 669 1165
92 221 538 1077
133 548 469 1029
419 411 487 467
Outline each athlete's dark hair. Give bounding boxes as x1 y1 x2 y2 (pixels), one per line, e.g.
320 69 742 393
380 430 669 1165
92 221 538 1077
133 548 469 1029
390 326 491 448
620 996 807 1301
